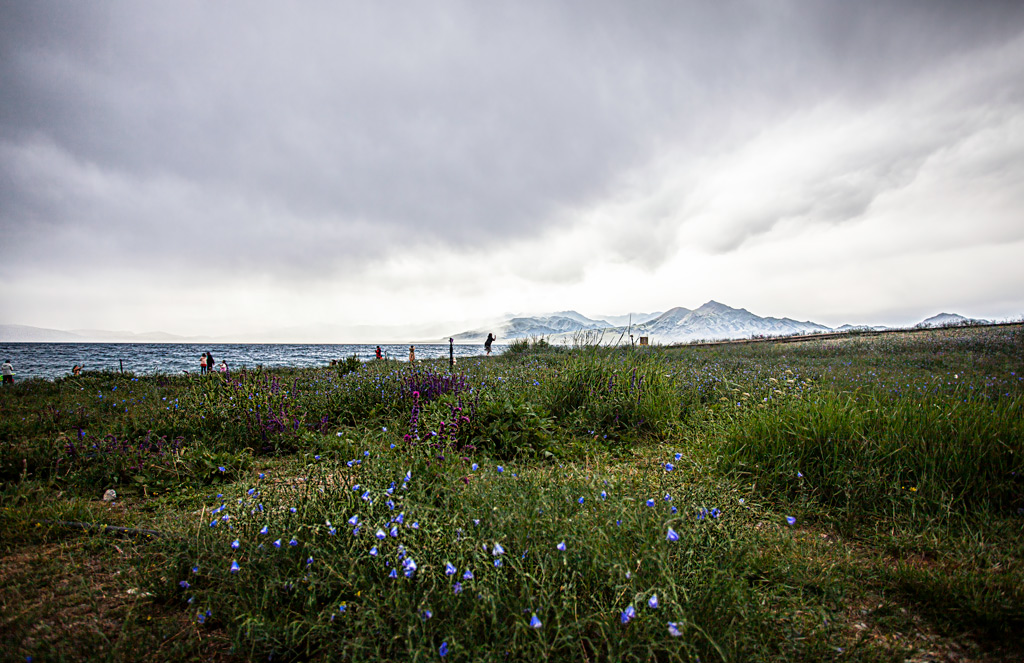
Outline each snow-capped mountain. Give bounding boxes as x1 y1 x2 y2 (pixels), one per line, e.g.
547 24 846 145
634 301 831 343
916 312 988 328
453 311 611 341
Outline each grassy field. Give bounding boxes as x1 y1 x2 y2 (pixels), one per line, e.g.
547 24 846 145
2 325 1022 662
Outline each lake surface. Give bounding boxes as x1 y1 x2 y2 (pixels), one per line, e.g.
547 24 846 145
0 343 503 381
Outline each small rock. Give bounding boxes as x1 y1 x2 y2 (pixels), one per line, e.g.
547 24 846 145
102 489 117 502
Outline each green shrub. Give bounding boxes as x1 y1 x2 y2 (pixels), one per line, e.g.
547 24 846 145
462 392 555 459
542 349 678 439
721 390 1024 515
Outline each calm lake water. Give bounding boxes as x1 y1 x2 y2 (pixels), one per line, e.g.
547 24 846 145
0 343 503 381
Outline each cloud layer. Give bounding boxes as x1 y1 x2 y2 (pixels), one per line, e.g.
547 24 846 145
2 1 1023 337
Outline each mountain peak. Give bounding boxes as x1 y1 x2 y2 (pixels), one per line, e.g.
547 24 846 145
697 300 734 311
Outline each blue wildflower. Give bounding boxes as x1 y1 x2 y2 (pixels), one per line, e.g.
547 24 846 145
530 614 542 629
259 525 268 535
273 539 282 548
666 527 679 542
230 560 241 573
231 539 240 550
389 568 398 578
445 563 457 576
665 463 674 471
648 594 659 609
786 515 796 526
646 499 655 507
492 542 505 556
668 622 683 637
556 541 566 551
348 515 359 526
600 491 607 500
376 529 386 540
463 570 474 580
497 466 504 473
370 546 378 556
621 605 636 623
453 582 462 594
289 538 298 546
439 642 448 657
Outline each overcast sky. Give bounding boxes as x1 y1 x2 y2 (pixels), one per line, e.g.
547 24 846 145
2 1 1023 340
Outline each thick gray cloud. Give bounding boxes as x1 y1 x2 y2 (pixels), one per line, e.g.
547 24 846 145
2 1 1024 332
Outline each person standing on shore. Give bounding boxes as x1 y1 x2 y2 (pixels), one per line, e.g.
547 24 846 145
206 352 215 374
485 333 496 356
2 359 13 385
375 346 383 360
409 345 415 363
200 353 208 374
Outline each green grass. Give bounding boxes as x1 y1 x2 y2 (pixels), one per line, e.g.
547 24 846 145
2 325 1023 661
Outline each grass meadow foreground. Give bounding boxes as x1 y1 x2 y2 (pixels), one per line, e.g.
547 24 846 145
1 326 1022 662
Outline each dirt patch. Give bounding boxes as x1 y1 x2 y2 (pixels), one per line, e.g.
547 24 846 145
1 539 231 662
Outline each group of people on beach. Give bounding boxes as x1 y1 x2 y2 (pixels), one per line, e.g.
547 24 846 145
200 352 227 374
369 334 496 365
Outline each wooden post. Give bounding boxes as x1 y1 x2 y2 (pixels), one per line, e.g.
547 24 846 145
449 338 454 367
119 359 124 374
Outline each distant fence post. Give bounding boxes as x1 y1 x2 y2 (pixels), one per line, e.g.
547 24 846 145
119 359 124 374
449 338 454 367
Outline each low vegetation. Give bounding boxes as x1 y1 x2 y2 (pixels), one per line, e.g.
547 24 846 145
2 325 1023 661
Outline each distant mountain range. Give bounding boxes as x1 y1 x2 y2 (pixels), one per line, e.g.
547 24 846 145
0 324 196 343
452 301 997 345
0 305 1000 344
